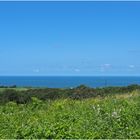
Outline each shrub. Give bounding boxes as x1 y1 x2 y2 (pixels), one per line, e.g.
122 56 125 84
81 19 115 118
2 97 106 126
0 89 31 104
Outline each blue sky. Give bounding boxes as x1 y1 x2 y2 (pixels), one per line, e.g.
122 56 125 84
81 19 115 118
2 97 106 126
0 1 140 76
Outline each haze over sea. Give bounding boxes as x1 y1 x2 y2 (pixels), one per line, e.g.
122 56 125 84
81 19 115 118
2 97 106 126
0 76 140 88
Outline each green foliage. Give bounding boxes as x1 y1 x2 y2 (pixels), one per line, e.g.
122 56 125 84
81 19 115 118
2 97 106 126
0 84 140 103
0 89 31 104
0 91 140 139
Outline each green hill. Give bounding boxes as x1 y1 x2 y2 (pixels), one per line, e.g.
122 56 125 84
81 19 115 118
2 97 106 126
0 89 140 139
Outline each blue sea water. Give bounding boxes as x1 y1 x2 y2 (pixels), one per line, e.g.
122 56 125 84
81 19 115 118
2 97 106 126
0 76 140 88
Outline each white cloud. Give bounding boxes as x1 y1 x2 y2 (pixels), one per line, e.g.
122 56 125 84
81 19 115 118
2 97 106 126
100 64 112 72
100 64 111 69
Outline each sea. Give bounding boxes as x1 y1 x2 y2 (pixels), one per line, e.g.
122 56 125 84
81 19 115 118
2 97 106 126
0 76 140 88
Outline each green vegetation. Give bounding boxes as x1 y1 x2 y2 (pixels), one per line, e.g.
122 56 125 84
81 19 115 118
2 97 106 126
0 85 140 139
0 84 140 103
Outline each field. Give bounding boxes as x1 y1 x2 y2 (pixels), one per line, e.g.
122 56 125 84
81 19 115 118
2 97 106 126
0 87 140 139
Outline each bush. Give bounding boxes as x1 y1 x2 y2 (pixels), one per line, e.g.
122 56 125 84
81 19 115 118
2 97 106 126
0 89 31 104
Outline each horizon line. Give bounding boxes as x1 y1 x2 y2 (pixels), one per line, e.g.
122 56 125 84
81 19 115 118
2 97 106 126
0 75 140 77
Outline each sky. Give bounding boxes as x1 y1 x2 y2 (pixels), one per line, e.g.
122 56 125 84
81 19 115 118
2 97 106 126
0 1 140 76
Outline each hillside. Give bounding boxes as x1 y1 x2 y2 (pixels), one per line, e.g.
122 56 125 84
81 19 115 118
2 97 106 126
0 87 140 139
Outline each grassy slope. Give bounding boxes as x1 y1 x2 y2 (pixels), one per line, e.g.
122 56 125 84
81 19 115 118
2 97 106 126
0 90 140 139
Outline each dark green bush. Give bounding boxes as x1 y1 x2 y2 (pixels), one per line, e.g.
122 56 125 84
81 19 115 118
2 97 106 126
0 89 31 104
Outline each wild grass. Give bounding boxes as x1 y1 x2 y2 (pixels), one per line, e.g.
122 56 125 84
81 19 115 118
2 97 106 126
0 90 140 139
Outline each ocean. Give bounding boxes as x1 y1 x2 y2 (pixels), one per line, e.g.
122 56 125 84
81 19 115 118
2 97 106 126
0 76 140 88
